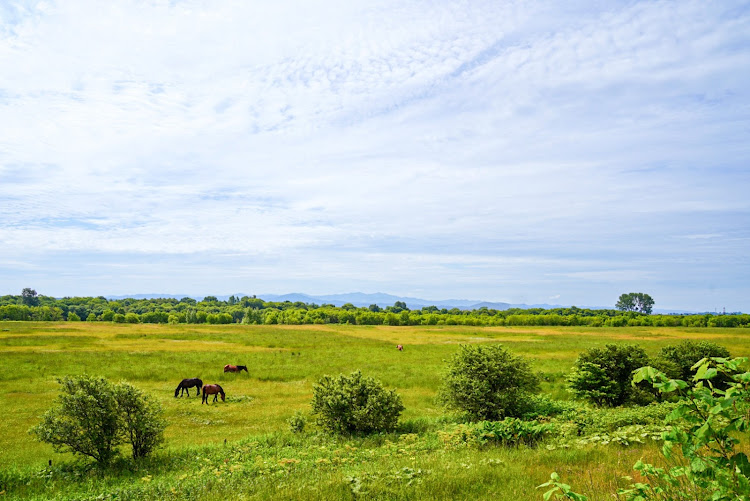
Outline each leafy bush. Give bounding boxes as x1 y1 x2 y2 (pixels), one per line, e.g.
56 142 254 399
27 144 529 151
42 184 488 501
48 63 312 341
32 375 121 465
30 375 167 465
567 344 649 406
114 382 167 459
288 411 307 434
310 371 404 434
439 344 539 421
657 340 731 384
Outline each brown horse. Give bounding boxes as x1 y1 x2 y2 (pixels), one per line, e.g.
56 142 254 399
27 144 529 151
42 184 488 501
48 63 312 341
223 364 248 373
202 384 225 404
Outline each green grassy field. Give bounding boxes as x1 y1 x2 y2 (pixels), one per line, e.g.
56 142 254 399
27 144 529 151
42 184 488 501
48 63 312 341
0 322 747 499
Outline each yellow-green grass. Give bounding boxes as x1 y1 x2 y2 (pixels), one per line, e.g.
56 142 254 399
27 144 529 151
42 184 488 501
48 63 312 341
0 321 747 472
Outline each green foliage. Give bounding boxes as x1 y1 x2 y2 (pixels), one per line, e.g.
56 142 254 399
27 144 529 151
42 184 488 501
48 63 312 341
30 375 122 465
615 292 654 314
288 411 307 434
537 472 588 500
21 288 39 307
474 418 554 447
547 357 750 501
657 340 731 383
311 371 404 434
567 344 650 406
623 358 750 500
114 382 167 459
30 375 167 465
1 292 749 327
561 401 677 436
439 344 539 420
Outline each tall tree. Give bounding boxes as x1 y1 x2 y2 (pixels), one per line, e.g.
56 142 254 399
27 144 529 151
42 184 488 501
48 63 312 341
616 292 654 314
21 288 39 306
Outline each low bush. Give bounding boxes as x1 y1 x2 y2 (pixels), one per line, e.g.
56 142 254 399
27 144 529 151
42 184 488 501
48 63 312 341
30 375 166 465
439 344 539 421
567 344 650 406
656 340 731 385
310 371 404 434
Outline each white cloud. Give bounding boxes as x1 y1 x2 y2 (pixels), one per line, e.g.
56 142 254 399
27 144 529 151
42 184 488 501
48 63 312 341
1 0 749 310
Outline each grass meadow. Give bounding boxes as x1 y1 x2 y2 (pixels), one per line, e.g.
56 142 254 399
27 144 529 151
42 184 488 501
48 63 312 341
0 321 747 499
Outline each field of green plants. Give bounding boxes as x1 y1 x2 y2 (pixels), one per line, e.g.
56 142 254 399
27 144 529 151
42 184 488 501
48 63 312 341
0 321 747 500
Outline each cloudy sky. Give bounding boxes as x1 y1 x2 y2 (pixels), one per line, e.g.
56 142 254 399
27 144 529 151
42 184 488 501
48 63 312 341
1 1 749 311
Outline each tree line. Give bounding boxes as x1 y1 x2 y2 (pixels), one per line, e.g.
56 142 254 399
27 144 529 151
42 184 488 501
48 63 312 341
1 290 747 327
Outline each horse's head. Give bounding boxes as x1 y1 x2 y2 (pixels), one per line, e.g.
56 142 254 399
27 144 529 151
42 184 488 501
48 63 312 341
238 365 248 373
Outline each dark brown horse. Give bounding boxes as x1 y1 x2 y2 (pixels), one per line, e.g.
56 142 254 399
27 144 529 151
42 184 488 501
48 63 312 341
175 378 203 397
202 384 225 404
223 364 248 373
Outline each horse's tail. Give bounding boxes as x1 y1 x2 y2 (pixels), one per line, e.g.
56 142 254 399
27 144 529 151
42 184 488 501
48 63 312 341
197 379 203 389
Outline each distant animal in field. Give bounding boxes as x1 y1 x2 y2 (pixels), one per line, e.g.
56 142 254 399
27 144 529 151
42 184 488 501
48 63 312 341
202 384 225 404
223 364 248 373
175 378 203 397
397 344 403 351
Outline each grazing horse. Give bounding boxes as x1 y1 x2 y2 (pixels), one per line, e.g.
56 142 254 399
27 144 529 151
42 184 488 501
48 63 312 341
223 364 248 373
397 344 403 351
175 378 203 397
202 384 225 404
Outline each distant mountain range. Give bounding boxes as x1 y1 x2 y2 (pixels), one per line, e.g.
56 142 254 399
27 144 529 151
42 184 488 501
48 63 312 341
104 292 699 314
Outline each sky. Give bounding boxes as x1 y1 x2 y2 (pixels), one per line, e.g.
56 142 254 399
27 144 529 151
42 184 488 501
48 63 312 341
1 0 749 312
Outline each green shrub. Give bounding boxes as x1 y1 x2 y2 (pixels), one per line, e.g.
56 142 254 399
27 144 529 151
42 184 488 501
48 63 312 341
567 344 649 406
31 375 121 465
114 382 167 459
439 344 539 421
310 371 404 434
288 411 307 434
657 340 731 383
30 375 167 465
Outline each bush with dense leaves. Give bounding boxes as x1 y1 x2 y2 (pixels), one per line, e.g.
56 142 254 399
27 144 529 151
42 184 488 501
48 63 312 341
656 340 731 383
31 375 166 465
310 371 404 434
114 382 167 459
439 344 539 421
567 344 650 406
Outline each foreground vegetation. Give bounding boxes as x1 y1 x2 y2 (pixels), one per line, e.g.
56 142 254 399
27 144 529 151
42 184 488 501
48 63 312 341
0 322 747 499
